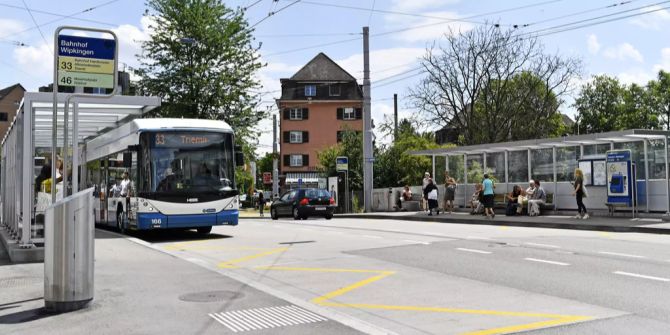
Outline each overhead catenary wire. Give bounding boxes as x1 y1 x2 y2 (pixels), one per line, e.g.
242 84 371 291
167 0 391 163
21 0 50 52
0 0 120 42
519 0 637 28
250 0 301 29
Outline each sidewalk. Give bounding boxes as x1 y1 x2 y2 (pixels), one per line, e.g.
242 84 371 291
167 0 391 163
335 211 670 235
0 229 362 335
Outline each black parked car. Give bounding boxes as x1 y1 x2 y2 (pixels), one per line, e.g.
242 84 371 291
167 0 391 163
271 188 335 220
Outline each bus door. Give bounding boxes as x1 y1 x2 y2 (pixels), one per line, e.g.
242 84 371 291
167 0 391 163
99 158 109 224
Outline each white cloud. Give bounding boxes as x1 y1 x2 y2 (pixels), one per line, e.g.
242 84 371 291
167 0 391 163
587 34 600 54
618 69 654 85
391 0 460 12
13 42 53 80
385 11 474 43
653 47 670 73
0 19 26 39
603 43 644 63
112 16 155 70
630 5 670 30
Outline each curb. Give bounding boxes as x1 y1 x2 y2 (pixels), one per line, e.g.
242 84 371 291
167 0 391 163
334 214 670 235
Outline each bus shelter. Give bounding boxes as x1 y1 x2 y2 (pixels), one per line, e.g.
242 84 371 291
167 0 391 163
1 92 160 252
411 130 670 214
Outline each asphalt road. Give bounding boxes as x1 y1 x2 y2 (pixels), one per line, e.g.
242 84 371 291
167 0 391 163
137 217 670 334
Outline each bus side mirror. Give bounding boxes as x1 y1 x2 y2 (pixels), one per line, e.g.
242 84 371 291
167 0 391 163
234 145 244 167
123 152 132 168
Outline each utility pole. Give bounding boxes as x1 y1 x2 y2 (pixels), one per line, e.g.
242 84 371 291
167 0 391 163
393 93 398 142
362 26 373 213
272 113 279 200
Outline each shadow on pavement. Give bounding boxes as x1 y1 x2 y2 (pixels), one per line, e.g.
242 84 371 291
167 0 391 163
130 229 233 244
0 306 58 324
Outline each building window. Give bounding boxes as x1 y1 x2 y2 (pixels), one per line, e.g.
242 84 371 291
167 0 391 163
343 107 355 120
290 154 303 167
329 84 340 96
0 113 7 122
290 108 303 120
304 85 316 97
289 131 303 143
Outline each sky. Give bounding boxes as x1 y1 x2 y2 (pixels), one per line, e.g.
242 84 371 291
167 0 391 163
1 0 670 156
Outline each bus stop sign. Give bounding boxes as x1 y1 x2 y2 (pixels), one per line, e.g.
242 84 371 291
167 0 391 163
57 35 116 89
336 156 348 172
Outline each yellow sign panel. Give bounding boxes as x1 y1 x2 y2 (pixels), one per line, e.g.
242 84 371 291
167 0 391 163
58 56 114 75
58 71 114 89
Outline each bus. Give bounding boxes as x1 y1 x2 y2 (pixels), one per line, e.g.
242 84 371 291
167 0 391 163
85 118 243 234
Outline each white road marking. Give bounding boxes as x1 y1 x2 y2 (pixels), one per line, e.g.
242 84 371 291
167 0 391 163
524 258 570 266
362 235 382 239
525 242 561 249
598 251 646 259
613 271 670 282
456 248 492 254
404 240 430 245
466 236 492 240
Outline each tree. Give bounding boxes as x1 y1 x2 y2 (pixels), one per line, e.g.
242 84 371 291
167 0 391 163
649 70 670 130
374 118 446 188
409 24 581 145
137 0 264 144
573 75 623 133
317 129 363 190
573 75 660 133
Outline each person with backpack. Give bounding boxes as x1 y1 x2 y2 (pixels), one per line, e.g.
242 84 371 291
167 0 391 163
572 168 589 219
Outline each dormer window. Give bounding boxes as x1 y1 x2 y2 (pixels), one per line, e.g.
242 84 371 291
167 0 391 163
304 85 316 97
329 84 340 96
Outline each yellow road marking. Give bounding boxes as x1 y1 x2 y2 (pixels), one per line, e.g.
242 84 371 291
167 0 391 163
460 316 592 335
257 265 591 334
217 247 288 268
499 226 510 230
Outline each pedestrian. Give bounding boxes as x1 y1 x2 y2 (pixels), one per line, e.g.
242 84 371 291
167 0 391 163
424 178 439 216
572 168 589 219
444 177 456 214
422 172 431 212
506 185 521 216
258 191 265 217
469 183 483 214
482 174 495 219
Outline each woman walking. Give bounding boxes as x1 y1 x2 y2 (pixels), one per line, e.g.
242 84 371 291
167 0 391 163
572 168 589 219
424 178 439 216
444 177 456 214
482 174 495 219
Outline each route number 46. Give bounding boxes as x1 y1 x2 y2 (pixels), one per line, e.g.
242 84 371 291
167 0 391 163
60 76 72 85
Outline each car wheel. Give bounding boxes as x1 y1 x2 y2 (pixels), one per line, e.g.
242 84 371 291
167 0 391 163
197 226 212 234
271 208 279 220
293 207 301 220
116 208 125 234
302 216 308 220
325 213 333 220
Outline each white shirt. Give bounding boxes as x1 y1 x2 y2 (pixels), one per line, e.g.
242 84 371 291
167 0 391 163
120 178 132 197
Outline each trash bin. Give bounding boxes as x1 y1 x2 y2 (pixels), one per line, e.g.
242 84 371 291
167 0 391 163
44 187 95 312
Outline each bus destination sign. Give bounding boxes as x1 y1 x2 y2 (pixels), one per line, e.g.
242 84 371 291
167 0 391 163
57 35 116 89
153 133 221 148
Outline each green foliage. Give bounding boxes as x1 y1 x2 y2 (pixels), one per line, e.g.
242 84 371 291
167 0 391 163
574 74 661 133
317 128 363 190
374 119 448 188
137 0 264 147
466 161 498 184
235 167 253 195
351 194 363 213
649 70 670 130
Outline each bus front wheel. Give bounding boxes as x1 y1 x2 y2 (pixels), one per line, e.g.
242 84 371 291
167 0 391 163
116 208 126 234
197 226 212 234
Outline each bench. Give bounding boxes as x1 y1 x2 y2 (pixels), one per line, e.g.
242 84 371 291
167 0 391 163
399 193 423 212
605 202 631 216
494 193 555 214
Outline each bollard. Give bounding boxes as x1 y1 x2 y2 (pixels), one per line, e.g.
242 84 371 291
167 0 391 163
44 188 95 312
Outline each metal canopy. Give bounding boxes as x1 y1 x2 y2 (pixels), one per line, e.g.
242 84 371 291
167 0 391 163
411 129 670 156
2 92 161 148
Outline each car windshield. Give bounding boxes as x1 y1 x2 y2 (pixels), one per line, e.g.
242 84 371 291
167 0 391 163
305 189 330 199
141 132 235 193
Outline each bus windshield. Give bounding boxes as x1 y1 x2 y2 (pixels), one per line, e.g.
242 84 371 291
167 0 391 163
141 132 235 194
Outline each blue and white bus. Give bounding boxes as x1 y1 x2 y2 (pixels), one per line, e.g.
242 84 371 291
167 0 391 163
85 119 242 234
